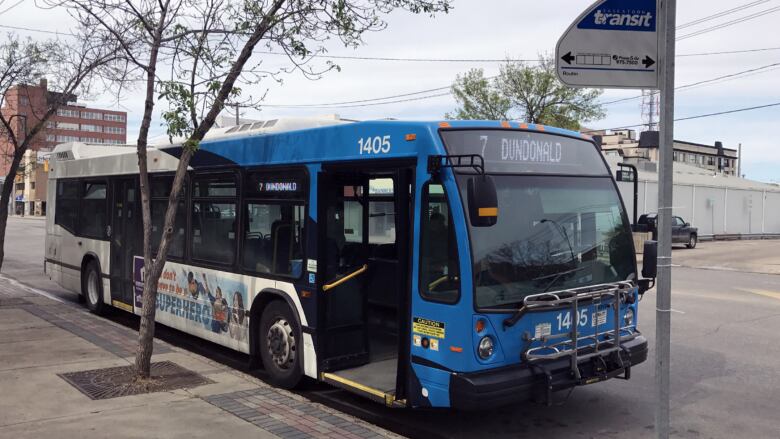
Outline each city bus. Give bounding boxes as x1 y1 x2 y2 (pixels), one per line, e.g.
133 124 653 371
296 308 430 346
45 116 653 409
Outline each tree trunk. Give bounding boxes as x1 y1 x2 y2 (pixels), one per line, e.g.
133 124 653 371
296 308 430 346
132 7 168 380
0 148 26 271
132 0 285 379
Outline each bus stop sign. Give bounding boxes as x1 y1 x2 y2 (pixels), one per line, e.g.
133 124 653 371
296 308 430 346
556 0 659 89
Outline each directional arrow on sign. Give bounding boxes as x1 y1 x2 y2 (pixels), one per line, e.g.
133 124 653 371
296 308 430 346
642 55 656 69
561 51 575 65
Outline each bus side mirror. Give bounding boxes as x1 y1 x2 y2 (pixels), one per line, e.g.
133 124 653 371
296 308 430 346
638 240 658 295
641 240 658 279
467 175 498 227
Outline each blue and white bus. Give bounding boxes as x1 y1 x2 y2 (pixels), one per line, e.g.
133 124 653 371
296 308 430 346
45 116 652 409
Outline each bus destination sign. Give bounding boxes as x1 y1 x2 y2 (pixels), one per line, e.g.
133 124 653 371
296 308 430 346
441 130 609 176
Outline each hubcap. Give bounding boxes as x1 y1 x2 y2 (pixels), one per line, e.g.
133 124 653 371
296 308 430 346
267 318 296 370
87 270 99 305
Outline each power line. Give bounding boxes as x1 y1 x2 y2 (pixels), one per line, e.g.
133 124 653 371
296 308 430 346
678 5 780 40
676 0 771 30
587 101 780 133
3 20 780 61
268 58 780 109
256 50 540 63
262 84 454 108
263 91 453 109
678 46 780 57
599 61 780 106
0 0 25 17
0 23 74 36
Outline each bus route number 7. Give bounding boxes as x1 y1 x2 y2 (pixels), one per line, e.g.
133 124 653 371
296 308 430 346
358 135 391 155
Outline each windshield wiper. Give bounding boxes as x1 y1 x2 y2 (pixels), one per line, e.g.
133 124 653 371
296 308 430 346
503 264 590 329
503 220 579 329
540 218 575 263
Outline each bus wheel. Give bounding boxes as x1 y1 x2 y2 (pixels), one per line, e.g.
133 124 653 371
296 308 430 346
259 301 302 388
82 260 105 315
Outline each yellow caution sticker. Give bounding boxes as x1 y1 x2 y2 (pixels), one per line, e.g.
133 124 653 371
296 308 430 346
412 317 445 339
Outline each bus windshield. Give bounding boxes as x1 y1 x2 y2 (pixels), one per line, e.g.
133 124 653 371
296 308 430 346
441 130 635 309
458 175 636 308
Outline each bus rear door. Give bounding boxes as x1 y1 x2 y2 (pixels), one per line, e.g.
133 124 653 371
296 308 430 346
109 177 138 310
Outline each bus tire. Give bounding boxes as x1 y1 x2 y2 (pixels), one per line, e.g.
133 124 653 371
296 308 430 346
259 300 303 389
82 260 105 315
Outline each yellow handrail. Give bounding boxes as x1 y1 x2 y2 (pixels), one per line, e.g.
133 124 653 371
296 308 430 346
428 275 458 291
322 264 368 292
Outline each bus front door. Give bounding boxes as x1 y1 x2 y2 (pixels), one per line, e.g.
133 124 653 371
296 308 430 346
109 178 138 310
317 172 371 371
317 166 413 406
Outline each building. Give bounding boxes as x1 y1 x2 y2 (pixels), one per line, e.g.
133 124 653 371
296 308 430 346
606 155 780 237
13 149 50 216
594 129 740 176
1 78 128 176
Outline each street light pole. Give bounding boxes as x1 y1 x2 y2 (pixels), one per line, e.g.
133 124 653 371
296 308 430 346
656 1 676 438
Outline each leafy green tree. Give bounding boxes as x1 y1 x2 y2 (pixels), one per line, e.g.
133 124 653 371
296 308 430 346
447 56 605 130
0 33 117 271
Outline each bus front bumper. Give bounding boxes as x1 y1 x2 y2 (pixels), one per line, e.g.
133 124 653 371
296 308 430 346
449 335 648 410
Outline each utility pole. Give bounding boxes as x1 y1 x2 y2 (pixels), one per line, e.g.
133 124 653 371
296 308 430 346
738 143 742 177
655 1 676 438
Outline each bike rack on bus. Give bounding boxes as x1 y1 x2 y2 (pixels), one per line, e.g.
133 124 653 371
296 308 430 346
517 281 640 393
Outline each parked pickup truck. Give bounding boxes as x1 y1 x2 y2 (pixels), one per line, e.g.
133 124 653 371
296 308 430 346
638 213 698 249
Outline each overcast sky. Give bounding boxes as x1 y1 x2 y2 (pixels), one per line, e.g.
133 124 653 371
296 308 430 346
3 0 779 182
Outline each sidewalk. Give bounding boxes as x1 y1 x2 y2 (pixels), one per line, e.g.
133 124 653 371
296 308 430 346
7 214 45 221
0 278 399 439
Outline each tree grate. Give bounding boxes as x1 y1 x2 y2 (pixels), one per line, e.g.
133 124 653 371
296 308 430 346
58 360 213 400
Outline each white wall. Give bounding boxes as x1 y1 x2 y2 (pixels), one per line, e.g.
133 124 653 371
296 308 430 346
617 180 780 236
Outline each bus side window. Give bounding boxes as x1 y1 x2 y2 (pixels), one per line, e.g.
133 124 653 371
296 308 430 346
419 182 460 304
79 181 107 239
191 173 237 265
150 176 186 259
242 202 304 277
55 179 80 234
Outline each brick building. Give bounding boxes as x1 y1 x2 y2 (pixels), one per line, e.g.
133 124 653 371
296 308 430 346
1 79 127 215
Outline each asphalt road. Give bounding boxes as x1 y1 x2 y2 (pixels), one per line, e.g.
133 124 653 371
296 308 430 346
3 217 780 439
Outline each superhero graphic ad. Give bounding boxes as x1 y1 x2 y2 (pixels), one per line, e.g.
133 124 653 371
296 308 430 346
133 257 250 351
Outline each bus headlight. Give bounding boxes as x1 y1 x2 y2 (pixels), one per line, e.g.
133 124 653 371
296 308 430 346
624 308 635 326
478 336 494 359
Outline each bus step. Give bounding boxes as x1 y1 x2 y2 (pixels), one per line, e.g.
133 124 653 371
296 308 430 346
320 372 405 408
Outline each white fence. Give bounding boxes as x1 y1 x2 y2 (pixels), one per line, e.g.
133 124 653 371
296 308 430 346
616 180 780 237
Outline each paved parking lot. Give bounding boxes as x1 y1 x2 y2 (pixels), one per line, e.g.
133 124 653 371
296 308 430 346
3 217 779 438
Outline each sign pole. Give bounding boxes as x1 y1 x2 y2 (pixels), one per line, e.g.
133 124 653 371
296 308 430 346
655 0 675 438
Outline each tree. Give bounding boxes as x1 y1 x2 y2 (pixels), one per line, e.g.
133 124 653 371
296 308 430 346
447 56 605 130
0 33 118 271
59 0 451 381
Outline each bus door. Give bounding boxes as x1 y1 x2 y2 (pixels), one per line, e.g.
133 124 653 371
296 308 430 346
317 165 413 406
109 178 138 308
317 171 371 371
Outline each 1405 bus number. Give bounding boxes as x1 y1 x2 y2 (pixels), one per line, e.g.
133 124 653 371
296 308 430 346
555 309 607 331
358 135 391 155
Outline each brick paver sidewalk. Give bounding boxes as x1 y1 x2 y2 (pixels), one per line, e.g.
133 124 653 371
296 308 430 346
0 277 400 439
